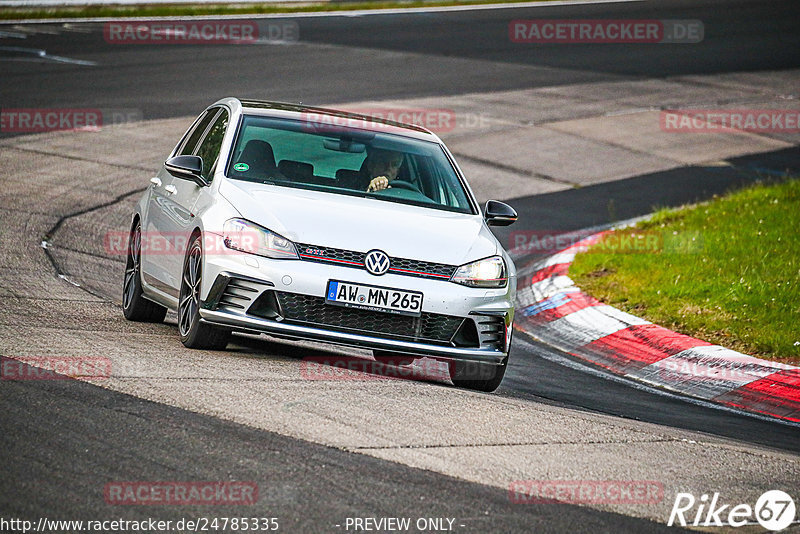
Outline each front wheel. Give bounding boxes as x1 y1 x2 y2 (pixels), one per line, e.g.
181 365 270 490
178 234 231 350
448 355 508 392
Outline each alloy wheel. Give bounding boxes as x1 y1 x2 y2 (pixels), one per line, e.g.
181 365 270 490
123 224 142 310
179 242 202 337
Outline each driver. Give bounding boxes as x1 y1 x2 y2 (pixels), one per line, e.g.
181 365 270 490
363 148 404 192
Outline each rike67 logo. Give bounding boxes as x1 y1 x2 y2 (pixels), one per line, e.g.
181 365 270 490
668 490 796 530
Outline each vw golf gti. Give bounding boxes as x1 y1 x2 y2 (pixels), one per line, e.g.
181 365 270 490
123 98 518 391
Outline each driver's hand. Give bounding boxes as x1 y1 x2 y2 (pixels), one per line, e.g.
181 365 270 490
367 176 391 192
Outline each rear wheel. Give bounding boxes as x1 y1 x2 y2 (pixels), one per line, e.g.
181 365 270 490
178 234 231 350
122 222 167 322
449 355 508 392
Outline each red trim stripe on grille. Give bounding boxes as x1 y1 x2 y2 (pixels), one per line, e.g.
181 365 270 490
299 252 451 279
298 253 362 266
389 267 450 278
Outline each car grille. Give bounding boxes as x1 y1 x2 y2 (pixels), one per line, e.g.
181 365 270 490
250 291 466 346
295 243 456 281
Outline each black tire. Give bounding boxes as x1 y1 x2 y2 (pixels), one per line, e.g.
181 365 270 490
178 233 231 350
122 222 168 323
448 355 508 392
373 349 417 367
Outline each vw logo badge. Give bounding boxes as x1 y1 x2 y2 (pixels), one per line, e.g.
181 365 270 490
364 249 390 276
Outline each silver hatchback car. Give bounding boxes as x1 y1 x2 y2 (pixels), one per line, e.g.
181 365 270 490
123 98 517 391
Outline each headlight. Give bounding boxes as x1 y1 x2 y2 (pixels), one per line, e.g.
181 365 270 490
451 256 507 288
222 218 298 260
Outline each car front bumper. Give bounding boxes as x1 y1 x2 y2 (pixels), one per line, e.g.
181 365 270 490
198 252 515 365
200 306 508 364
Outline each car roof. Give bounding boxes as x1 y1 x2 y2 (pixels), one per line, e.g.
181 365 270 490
213 97 444 143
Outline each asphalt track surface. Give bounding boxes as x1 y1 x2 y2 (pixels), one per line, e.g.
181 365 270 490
2 358 681 533
0 0 798 122
2 0 799 531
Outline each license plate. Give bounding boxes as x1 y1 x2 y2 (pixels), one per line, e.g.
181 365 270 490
325 280 423 317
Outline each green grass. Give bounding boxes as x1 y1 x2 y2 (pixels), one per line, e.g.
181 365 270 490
0 0 551 21
570 178 800 364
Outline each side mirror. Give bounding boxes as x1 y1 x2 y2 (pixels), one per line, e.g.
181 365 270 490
165 155 208 186
484 200 517 227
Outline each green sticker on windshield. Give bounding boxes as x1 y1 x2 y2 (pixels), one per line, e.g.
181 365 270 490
233 162 249 172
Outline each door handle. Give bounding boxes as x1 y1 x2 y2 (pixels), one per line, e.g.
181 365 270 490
164 185 177 195
150 177 162 188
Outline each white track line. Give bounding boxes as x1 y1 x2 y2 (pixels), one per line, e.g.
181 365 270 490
0 46 96 65
2 0 645 25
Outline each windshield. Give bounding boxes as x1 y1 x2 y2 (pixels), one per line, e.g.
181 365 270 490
225 115 475 214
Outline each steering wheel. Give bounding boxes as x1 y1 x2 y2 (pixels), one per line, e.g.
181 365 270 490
386 180 422 193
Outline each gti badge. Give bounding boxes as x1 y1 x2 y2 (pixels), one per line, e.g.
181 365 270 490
364 249 390 275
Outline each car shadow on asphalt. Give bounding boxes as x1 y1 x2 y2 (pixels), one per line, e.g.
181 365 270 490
226 332 457 386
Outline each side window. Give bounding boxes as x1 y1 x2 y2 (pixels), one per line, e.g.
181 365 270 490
178 109 218 156
195 110 229 180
